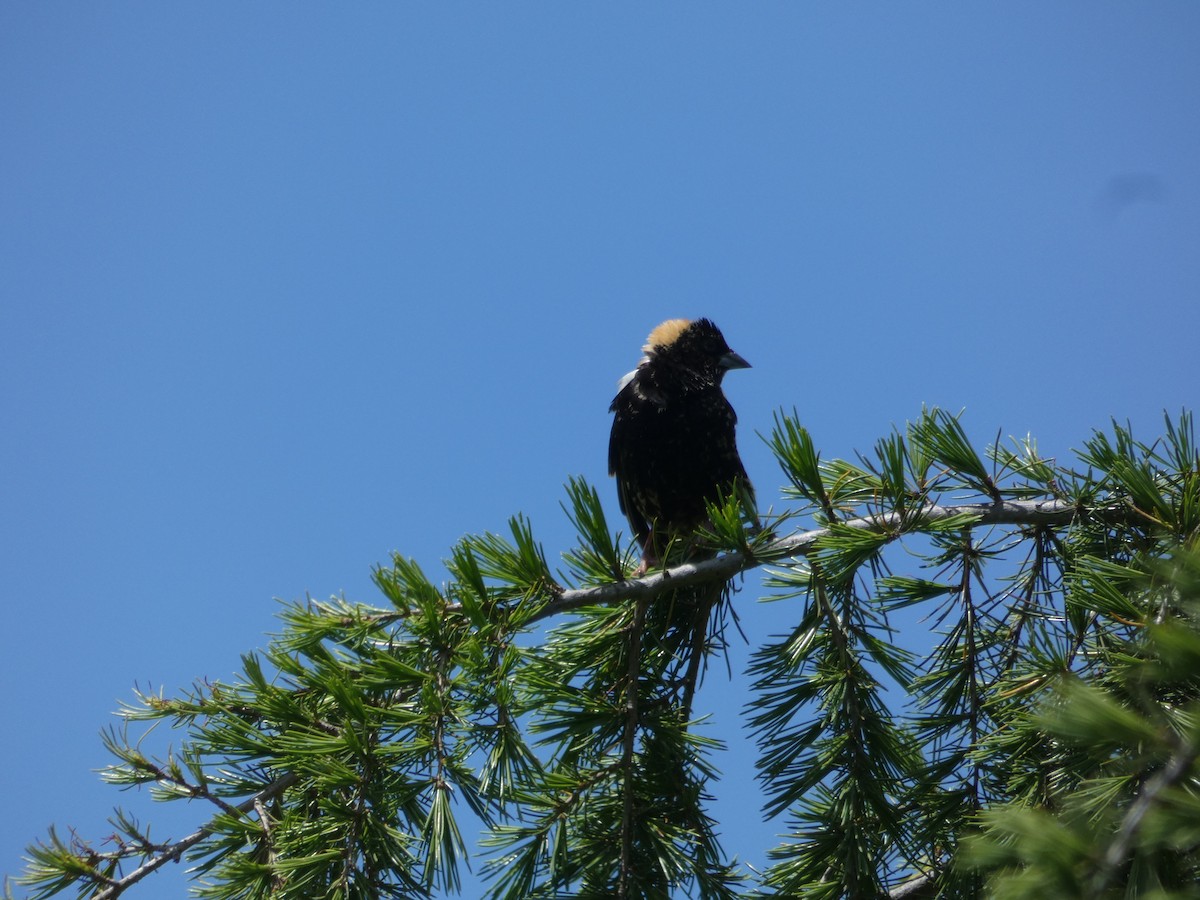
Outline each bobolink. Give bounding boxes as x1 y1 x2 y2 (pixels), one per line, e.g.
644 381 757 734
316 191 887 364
608 318 755 566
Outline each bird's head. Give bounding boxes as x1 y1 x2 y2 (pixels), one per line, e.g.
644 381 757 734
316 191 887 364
641 318 750 382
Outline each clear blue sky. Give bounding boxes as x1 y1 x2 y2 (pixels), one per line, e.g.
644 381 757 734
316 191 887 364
3 5 1198 896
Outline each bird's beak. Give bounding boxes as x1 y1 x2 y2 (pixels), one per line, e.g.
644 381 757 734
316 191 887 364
720 350 751 370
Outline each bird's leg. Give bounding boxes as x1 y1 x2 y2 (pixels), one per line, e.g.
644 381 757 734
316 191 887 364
633 555 653 577
634 530 661 576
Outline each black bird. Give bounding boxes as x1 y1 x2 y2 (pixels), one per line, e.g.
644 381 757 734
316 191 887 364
608 318 755 567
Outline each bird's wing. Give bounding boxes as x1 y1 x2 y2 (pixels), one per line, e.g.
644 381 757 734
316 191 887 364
608 382 652 546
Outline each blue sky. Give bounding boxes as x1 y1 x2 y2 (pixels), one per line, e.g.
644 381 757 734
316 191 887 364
3 4 1198 896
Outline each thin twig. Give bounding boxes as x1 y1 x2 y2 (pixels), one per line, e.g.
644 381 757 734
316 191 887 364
619 595 649 898
92 772 301 900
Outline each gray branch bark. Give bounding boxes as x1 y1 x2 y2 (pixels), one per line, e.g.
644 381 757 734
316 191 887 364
93 772 300 900
536 498 1081 622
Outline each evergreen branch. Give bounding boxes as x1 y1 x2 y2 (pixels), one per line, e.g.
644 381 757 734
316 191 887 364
336 499 1092 633
537 499 1082 620
89 772 300 900
18 412 1197 899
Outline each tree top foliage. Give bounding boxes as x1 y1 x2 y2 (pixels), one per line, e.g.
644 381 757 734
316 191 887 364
11 408 1200 900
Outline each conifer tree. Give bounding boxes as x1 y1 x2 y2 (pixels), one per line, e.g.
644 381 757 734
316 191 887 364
11 409 1200 899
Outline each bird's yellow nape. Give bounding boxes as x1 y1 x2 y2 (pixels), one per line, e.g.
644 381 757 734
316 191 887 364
643 318 693 354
